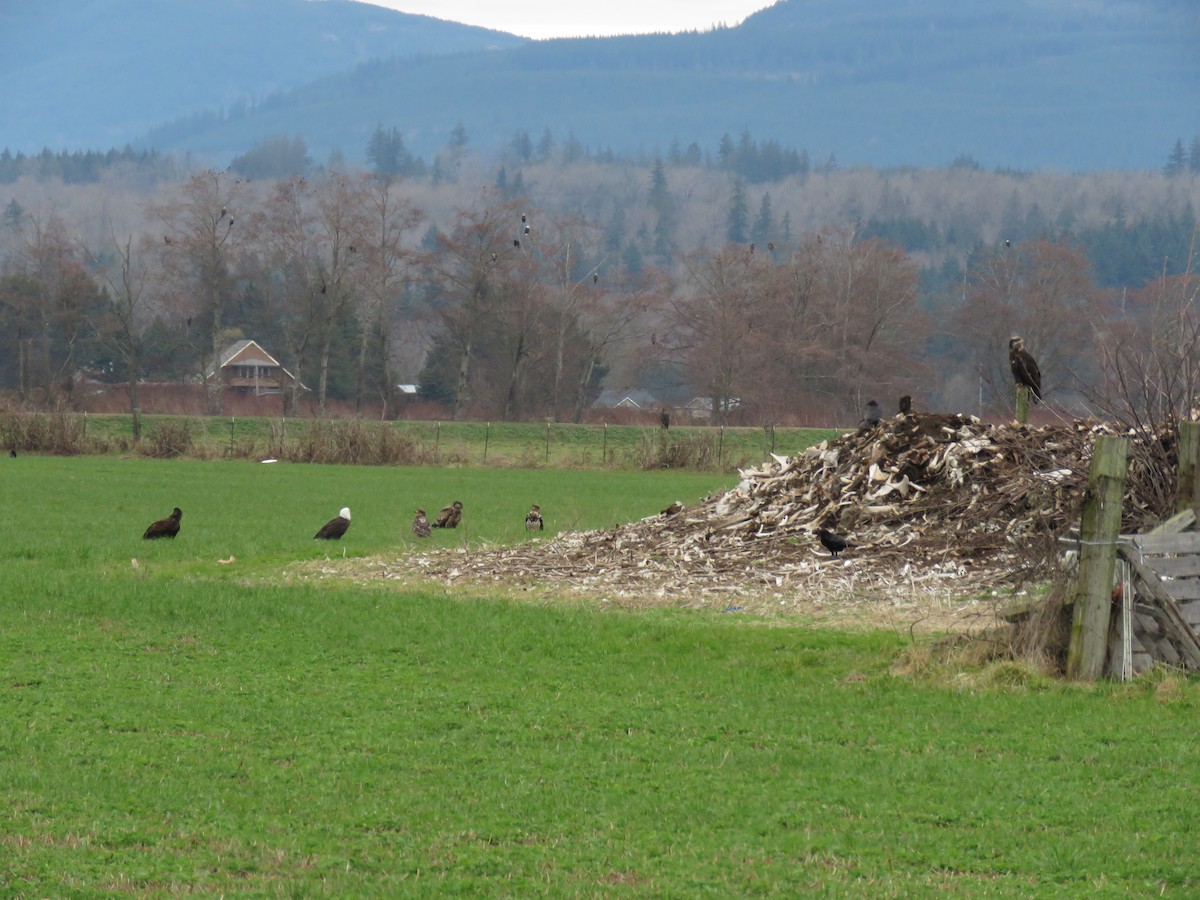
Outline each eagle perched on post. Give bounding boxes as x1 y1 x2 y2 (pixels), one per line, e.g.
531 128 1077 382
1008 336 1042 402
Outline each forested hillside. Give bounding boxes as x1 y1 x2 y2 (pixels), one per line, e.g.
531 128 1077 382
0 0 523 155
134 0 1199 170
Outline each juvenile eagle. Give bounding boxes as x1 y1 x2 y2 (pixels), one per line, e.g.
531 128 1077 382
857 400 881 432
412 508 431 538
525 504 544 531
314 507 351 540
434 501 463 529
1008 336 1042 402
898 395 912 415
143 507 182 540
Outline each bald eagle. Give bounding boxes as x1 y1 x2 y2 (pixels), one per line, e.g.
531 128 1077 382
525 504 544 531
1008 336 1042 402
144 507 182 539
898 395 912 415
314 507 351 540
412 509 431 538
434 501 463 529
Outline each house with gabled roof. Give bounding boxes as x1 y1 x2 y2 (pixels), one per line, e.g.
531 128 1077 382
205 340 303 395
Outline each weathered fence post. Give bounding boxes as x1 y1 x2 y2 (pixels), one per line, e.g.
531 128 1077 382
1066 435 1130 681
602 422 608 464
545 422 551 463
483 422 490 464
1176 421 1200 515
1015 385 1030 425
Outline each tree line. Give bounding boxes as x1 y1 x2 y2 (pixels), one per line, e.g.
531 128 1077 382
2 150 1198 428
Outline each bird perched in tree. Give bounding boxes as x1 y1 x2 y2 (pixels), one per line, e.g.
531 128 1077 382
817 528 851 558
314 507 351 540
898 395 912 415
143 507 182 539
1008 335 1042 402
434 501 463 529
525 504 544 531
412 508 431 538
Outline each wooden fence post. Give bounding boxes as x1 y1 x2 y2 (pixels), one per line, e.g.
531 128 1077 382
1177 421 1200 515
1015 385 1030 425
1066 435 1130 681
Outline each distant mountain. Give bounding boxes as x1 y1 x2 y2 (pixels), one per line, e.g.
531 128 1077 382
0 0 524 154
4 0 1199 170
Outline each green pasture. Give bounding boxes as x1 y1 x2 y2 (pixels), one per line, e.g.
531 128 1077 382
1 456 1198 896
73 412 838 470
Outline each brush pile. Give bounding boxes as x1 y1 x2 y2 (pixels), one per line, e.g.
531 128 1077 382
348 414 1175 613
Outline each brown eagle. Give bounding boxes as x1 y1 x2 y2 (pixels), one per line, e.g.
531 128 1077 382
143 507 182 540
412 509 431 538
434 501 463 529
1008 336 1042 402
525 504 544 531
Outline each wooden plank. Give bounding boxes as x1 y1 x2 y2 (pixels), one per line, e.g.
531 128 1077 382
1118 544 1200 669
1149 509 1197 535
1129 532 1200 555
1163 580 1200 601
1141 556 1200 578
1180 601 1200 627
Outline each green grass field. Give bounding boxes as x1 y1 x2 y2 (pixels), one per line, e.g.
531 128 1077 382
1 456 1197 896
65 412 839 471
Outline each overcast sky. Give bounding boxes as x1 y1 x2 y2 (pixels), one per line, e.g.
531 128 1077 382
356 1 777 40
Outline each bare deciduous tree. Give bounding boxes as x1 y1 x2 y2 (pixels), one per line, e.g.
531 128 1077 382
152 170 243 413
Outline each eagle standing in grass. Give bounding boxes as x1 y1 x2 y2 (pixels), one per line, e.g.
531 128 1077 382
314 507 351 540
525 504 544 531
1008 335 1042 402
143 507 182 540
412 509 431 538
817 528 851 558
434 501 463 529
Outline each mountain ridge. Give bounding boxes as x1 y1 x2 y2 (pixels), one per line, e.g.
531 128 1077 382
3 0 1198 170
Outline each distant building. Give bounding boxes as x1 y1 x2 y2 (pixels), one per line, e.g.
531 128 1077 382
592 388 662 410
686 396 740 420
205 340 303 395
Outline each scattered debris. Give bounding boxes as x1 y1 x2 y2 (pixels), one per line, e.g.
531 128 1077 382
293 414 1176 626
